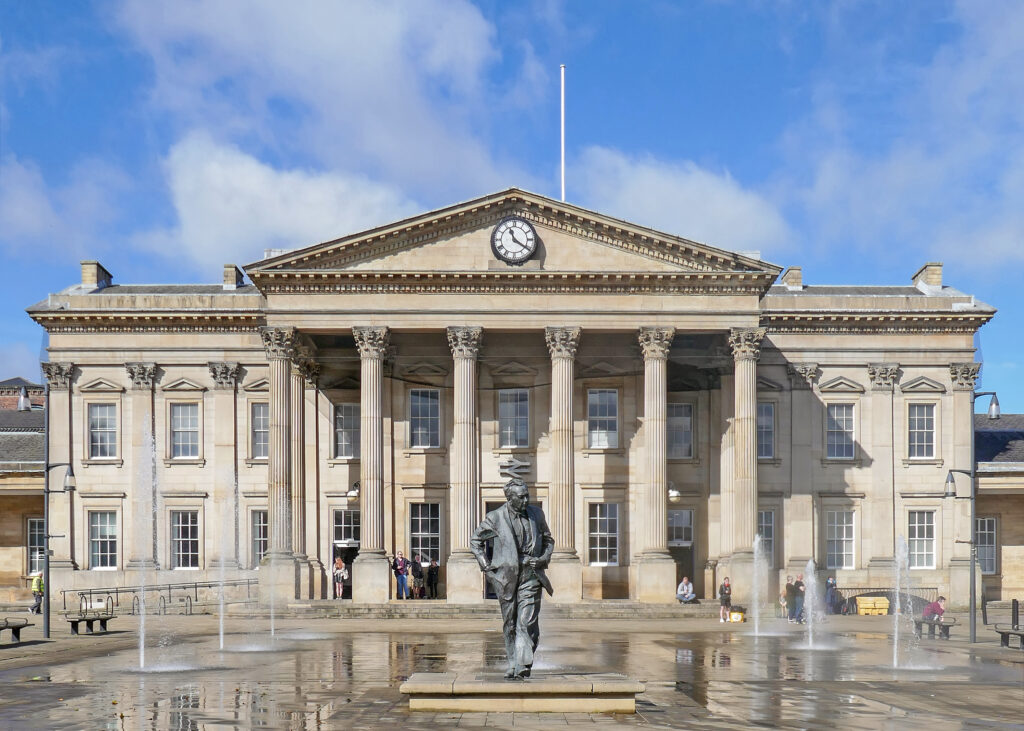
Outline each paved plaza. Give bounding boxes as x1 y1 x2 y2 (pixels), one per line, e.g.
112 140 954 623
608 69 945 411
0 612 1021 729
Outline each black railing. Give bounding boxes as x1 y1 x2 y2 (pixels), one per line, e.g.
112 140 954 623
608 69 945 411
61 578 257 615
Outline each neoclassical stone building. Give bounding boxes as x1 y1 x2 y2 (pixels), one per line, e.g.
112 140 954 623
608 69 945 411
27 189 1001 607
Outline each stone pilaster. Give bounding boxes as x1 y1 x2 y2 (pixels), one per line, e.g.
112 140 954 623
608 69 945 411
949 362 980 603
867 364 900 573
352 326 391 602
299 360 324 598
42 363 77 570
545 326 582 602
446 326 485 603
786 363 818 571
726 328 765 602
125 362 159 571
259 327 297 605
635 327 676 602
208 362 241 569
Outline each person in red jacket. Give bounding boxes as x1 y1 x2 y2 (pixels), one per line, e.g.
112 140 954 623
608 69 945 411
922 596 946 621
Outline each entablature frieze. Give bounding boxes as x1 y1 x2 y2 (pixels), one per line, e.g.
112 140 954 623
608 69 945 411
762 311 993 334
31 312 264 334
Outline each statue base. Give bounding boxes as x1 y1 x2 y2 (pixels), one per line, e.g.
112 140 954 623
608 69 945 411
400 672 644 713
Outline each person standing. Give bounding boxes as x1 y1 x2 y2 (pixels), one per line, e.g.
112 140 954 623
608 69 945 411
332 556 349 599
825 576 838 615
719 577 732 622
392 551 410 600
427 559 440 599
794 573 806 624
410 553 425 599
676 576 696 603
784 576 796 622
29 572 43 614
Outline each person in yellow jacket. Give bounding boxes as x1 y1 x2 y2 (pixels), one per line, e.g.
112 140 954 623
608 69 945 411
29 572 43 614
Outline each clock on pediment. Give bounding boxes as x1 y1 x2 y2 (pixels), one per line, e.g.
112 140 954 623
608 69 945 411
491 216 538 264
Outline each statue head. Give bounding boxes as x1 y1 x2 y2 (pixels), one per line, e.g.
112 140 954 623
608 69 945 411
503 477 530 515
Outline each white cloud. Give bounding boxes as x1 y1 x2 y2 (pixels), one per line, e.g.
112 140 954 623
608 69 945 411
138 132 420 271
574 146 792 258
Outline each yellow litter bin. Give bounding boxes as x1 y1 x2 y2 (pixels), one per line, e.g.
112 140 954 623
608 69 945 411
856 596 890 616
729 611 745 623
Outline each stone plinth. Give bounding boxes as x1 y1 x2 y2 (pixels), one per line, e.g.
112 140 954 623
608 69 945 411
400 672 644 713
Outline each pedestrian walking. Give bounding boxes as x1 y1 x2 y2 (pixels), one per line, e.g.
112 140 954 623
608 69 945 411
29 572 43 614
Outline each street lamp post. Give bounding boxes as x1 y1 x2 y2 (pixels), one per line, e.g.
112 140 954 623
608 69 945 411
944 390 1000 644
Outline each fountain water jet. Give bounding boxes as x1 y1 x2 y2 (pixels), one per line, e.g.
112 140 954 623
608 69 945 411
752 534 769 636
803 559 820 648
893 535 910 669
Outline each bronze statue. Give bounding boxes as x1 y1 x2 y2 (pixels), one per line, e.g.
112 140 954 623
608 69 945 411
470 478 554 679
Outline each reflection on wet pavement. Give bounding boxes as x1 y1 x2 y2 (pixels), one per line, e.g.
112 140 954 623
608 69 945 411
1 621 1021 729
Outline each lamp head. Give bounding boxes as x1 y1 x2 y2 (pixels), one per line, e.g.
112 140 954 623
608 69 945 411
62 465 76 492
944 471 956 499
17 387 31 412
987 393 1000 420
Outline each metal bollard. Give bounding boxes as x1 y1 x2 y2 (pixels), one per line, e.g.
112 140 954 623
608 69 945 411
1013 598 1020 630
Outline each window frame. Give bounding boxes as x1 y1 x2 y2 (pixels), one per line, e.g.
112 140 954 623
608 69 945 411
976 516 997 575
908 510 936 570
88 510 118 570
170 509 201 570
825 509 855 570
667 508 694 547
26 517 45 575
167 400 202 461
666 401 695 461
249 400 270 461
757 401 776 461
333 402 361 459
85 400 120 462
757 509 775 569
408 388 442 450
825 402 857 461
906 400 939 462
496 388 531 449
332 508 361 546
587 502 621 566
408 502 442 564
250 509 268 568
586 388 619 450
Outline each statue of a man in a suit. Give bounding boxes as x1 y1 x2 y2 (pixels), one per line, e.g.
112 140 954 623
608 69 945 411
470 477 554 679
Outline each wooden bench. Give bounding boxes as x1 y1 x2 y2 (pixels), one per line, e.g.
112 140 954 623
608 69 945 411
0 618 33 643
993 625 1024 650
67 612 115 635
913 616 956 639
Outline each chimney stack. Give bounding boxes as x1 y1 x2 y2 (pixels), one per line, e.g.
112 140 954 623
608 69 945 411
223 264 245 290
912 262 943 290
779 266 803 290
80 261 112 290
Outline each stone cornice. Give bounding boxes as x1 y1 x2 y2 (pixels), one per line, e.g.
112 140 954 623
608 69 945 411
248 269 776 296
762 311 993 334
447 326 483 359
30 312 264 334
638 327 675 360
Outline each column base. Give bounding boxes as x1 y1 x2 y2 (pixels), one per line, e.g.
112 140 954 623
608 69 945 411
445 553 485 604
258 552 297 607
353 551 392 603
726 550 755 605
291 554 322 600
547 554 583 604
634 553 676 603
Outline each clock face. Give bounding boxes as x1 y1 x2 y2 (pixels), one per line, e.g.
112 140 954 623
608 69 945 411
491 216 538 264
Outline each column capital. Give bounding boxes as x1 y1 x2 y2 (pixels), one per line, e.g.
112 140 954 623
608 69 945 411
867 363 901 392
786 362 819 390
298 360 321 387
949 362 981 391
353 326 390 360
728 328 767 361
41 362 74 391
260 326 299 361
447 326 483 359
638 327 675 360
125 362 158 390
545 326 581 359
208 361 240 390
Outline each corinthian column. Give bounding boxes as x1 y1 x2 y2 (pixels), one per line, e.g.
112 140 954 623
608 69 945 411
125 362 158 570
259 327 297 606
634 328 677 602
545 326 582 603
352 326 391 603
446 326 484 603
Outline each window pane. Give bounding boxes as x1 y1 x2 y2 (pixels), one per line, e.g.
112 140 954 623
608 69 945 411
410 390 440 448
668 509 693 545
334 403 360 458
976 517 996 574
251 402 269 459
170 403 199 458
826 404 855 459
908 511 935 569
908 404 935 459
409 503 441 563
89 511 117 569
27 518 45 574
250 510 268 568
171 511 200 569
588 503 619 565
757 402 775 459
826 510 854 569
333 509 361 544
88 403 117 458
587 389 618 449
757 510 774 568
667 403 693 459
498 389 530 448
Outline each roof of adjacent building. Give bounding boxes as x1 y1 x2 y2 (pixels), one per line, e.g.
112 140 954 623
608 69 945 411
0 410 44 431
975 414 1024 463
0 377 41 390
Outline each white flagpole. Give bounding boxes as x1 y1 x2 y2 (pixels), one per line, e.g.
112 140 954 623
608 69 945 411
560 64 566 202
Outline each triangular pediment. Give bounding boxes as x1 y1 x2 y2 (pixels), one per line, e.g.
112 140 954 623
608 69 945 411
323 375 360 390
161 378 206 392
490 362 538 377
819 376 865 394
245 189 781 295
400 363 448 378
243 377 270 392
79 378 123 393
580 361 625 377
757 376 784 391
900 376 946 393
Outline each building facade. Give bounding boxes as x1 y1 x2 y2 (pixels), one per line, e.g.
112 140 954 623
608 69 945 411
26 189 1004 607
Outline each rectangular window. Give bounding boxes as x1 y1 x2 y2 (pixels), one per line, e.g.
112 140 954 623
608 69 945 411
27 518 44 574
826 510 854 569
334 403 360 458
250 402 269 459
251 510 268 568
88 403 117 458
89 511 117 569
668 509 693 546
908 403 935 459
497 389 530 448
409 389 440 448
170 403 200 458
409 503 441 563
908 511 935 569
171 510 200 569
976 517 996 575
588 503 619 565
757 402 775 459
667 403 693 459
333 509 361 545
587 389 618 449
758 510 775 568
826 404 855 459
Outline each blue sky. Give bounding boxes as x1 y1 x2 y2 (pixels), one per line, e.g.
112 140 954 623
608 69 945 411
1 1 1021 409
